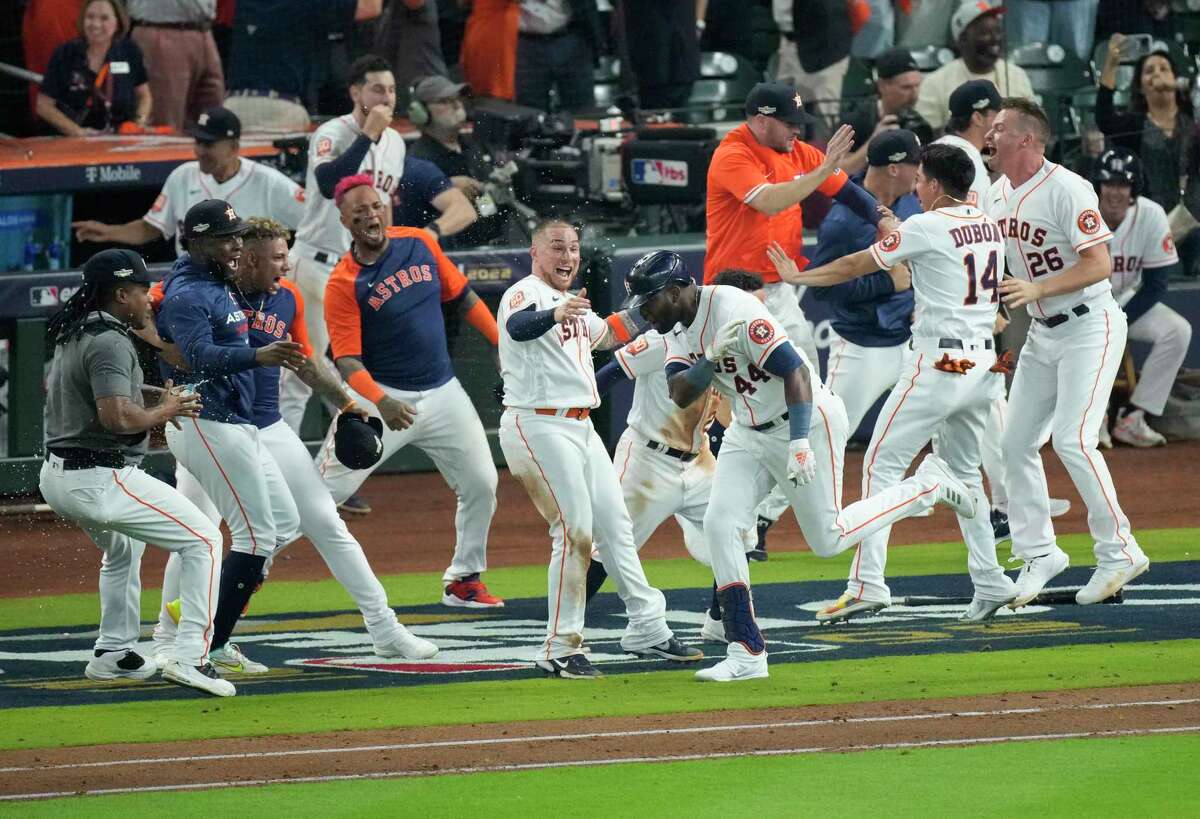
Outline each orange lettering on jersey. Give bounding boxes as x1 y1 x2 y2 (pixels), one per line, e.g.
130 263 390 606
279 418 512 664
627 336 650 356
747 319 775 345
509 291 526 310
879 231 901 253
151 194 166 213
1078 209 1102 235
294 187 306 203
1163 235 1175 254
317 137 333 157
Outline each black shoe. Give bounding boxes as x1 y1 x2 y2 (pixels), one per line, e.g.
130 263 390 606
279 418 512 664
338 493 372 516
747 516 772 562
534 654 603 679
628 637 704 663
991 508 1011 546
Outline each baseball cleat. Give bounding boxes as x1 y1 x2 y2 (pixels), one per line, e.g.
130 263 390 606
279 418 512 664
1113 408 1166 448
960 595 1015 622
699 611 728 643
162 659 236 697
816 593 888 623
694 642 768 682
535 653 602 679
375 625 439 660
1097 416 1113 449
1009 547 1070 609
991 508 1011 546
443 574 505 608
746 516 772 562
917 454 977 519
337 493 372 515
629 637 704 662
1076 554 1150 604
165 598 182 625
85 649 158 682
208 642 269 674
1048 498 1071 518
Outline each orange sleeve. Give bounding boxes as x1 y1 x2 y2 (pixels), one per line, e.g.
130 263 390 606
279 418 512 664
324 258 363 360
709 143 770 204
278 279 314 357
799 141 850 198
149 281 165 311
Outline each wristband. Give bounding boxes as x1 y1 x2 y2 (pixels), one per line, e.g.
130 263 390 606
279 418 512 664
340 398 358 413
346 369 387 405
787 401 812 440
427 221 442 238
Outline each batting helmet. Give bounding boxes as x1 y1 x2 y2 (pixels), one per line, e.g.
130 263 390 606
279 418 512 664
1093 148 1143 199
334 413 384 470
622 250 693 311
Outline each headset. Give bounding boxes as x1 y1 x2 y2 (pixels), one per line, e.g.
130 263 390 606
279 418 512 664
407 78 431 127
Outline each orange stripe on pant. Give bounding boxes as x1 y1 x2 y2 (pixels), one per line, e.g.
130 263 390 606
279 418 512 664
192 418 259 554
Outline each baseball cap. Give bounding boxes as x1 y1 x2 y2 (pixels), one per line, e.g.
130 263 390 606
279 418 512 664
334 414 384 470
186 106 241 142
948 79 1003 118
950 0 1004 41
183 199 251 240
868 129 921 167
744 82 816 126
875 48 920 80
81 248 154 287
413 75 471 103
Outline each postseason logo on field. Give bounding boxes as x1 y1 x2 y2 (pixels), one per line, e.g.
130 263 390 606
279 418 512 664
631 159 689 187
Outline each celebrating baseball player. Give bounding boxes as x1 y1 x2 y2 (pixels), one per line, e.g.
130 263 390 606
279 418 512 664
72 106 305 256
315 175 505 609
1092 148 1191 448
150 218 438 666
40 249 230 697
785 143 1020 622
632 249 974 682
497 219 703 679
280 54 407 445
156 198 309 674
985 98 1150 606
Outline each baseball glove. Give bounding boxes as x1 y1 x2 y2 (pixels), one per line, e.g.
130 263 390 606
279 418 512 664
933 353 976 375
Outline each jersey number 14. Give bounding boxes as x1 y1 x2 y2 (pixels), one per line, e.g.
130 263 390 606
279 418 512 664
963 250 999 306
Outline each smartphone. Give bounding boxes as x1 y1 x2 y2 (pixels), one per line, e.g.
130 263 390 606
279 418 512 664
1118 33 1155 62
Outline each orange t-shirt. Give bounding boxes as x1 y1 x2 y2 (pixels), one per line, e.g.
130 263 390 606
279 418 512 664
704 124 849 283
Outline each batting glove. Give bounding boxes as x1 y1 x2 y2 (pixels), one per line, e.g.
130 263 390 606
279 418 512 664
787 438 816 486
705 319 743 362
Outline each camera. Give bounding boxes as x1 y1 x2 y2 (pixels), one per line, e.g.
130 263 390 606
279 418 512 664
895 108 934 146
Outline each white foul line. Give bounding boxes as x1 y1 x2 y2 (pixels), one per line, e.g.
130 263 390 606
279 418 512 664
0 697 1196 775
2 725 1198 802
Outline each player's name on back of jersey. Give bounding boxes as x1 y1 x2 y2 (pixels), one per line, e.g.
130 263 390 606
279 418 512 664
948 221 1004 248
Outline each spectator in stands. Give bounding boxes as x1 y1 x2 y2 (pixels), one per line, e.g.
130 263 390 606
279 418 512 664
773 0 853 120
409 76 507 248
851 0 895 59
21 0 83 118
71 106 305 254
621 0 702 111
36 0 152 136
1005 0 1099 61
515 0 603 113
127 0 223 131
462 0 520 102
915 0 1034 133
393 155 480 245
897 0 957 48
373 0 449 100
1097 37 1195 214
1096 0 1175 44
840 48 933 175
223 0 383 133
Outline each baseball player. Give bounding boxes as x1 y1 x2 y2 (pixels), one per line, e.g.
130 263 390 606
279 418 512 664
150 218 438 665
785 143 1019 623
39 249 230 697
1093 148 1190 448
314 175 505 608
156 198 310 674
280 54 407 440
72 106 305 256
985 98 1150 606
497 219 703 679
633 252 975 682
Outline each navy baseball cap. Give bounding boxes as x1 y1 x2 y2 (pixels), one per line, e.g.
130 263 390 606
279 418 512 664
875 48 919 79
948 79 1002 118
183 199 252 240
744 82 816 126
82 248 154 287
868 129 921 167
186 106 241 142
335 414 384 469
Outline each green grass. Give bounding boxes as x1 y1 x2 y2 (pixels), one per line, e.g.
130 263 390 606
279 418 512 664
7 733 1199 817
3 639 1197 751
3 528 1196 631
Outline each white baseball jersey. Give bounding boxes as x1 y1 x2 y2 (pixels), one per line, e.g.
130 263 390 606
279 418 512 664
934 134 990 208
293 114 406 255
614 329 717 453
1108 195 1179 306
984 160 1114 319
498 275 608 410
870 205 1002 340
144 160 306 255
663 285 811 429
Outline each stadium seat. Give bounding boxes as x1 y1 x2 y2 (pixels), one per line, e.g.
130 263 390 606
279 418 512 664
1011 42 1094 142
909 44 955 72
688 52 761 121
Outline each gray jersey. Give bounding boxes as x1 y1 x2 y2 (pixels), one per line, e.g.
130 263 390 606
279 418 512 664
44 313 149 462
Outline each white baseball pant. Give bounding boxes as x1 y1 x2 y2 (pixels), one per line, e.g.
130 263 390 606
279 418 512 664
316 377 497 584
1128 302 1192 416
499 409 673 661
39 458 221 667
823 332 908 435
1003 300 1145 570
842 338 1015 604
278 243 340 434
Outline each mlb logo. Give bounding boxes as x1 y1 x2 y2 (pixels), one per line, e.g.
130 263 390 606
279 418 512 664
631 159 688 188
30 286 58 308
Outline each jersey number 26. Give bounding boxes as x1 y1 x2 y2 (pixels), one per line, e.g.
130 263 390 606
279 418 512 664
963 250 999 306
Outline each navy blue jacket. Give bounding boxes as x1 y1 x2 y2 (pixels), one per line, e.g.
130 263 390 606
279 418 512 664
809 179 922 348
157 255 258 424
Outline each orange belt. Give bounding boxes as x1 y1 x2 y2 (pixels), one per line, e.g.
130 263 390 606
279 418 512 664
535 407 590 420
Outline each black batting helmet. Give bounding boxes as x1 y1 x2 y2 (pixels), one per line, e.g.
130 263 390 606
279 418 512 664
334 413 384 470
622 250 693 311
1093 148 1143 199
